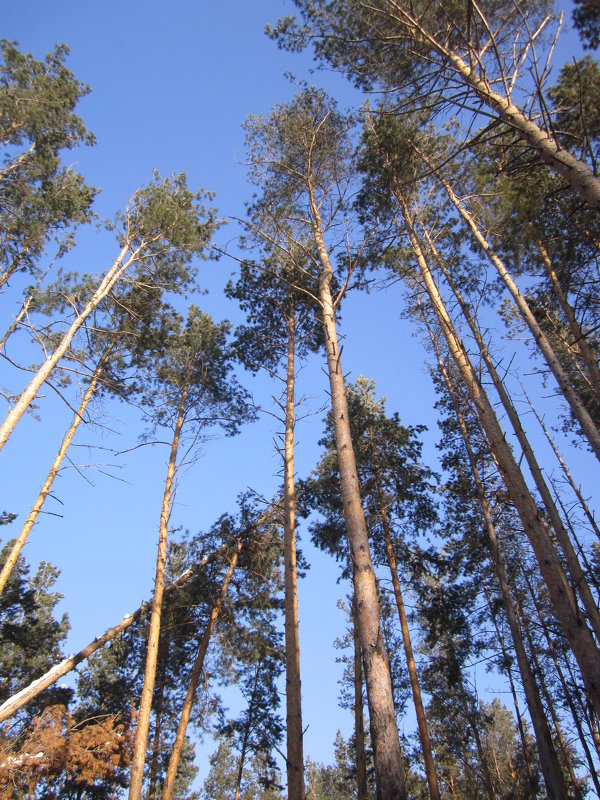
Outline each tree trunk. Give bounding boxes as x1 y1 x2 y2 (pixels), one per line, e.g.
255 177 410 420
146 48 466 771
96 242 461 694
162 539 242 800
129 379 189 800
422 224 600 644
398 191 600 718
427 164 600 461
234 664 262 800
432 330 567 798
0 242 137 453
373 470 440 800
0 508 275 724
309 180 407 800
283 306 305 800
518 591 582 799
352 592 369 800
385 3 600 208
0 343 114 596
0 544 226 722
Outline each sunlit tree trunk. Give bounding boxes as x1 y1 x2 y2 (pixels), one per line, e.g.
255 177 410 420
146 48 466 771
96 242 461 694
426 163 600 460
161 539 242 800
397 189 600 718
371 459 440 800
421 224 600 643
309 175 407 800
0 342 114 596
430 330 567 798
129 378 190 800
0 535 237 723
283 306 305 800
0 242 137 453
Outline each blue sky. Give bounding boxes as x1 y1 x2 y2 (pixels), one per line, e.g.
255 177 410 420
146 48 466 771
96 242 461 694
1 0 596 791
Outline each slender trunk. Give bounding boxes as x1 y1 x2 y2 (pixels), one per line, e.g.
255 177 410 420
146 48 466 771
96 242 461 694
374 475 440 800
0 242 137 453
521 564 600 796
162 540 242 800
422 225 600 643
146 646 168 800
283 305 305 800
129 379 189 800
0 343 114 596
518 594 582 799
453 670 496 800
234 665 262 800
398 192 600 717
527 393 600 542
352 592 369 800
482 583 538 794
450 697 478 797
309 182 406 800
0 533 242 723
428 164 600 460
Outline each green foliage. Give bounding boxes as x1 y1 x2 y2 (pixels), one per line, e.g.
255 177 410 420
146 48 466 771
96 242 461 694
302 376 437 576
0 40 97 284
0 545 70 727
572 0 600 49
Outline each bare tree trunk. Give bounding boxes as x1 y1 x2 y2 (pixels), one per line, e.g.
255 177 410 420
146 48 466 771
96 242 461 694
421 225 600 644
234 664 262 800
129 379 189 800
526 393 600 542
483 582 538 794
0 342 114 596
537 239 600 402
374 473 440 800
426 163 600 460
0 507 276 724
518 590 582 799
520 564 600 796
430 331 567 798
309 180 406 800
397 191 600 717
0 242 137 453
352 593 369 800
383 3 600 208
162 539 242 800
283 307 305 800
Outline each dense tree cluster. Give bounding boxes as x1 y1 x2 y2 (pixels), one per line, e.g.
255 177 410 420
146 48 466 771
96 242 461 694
1 3 600 798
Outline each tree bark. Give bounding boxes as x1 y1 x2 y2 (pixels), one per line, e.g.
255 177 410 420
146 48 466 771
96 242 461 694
309 177 407 800
428 164 600 461
0 343 114 596
0 534 242 723
352 593 369 800
283 306 305 800
161 539 242 800
129 379 189 800
374 472 440 800
0 242 137 453
422 225 600 644
398 191 600 718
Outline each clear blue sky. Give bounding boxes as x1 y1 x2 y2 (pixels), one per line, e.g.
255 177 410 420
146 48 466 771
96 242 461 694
1 0 594 791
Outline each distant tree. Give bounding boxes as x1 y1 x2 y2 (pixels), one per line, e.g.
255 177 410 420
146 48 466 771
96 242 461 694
572 0 600 49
